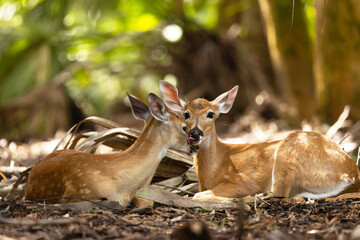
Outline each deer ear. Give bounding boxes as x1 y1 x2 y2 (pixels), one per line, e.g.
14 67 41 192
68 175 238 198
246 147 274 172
127 93 150 121
211 85 239 114
148 93 169 122
159 80 186 112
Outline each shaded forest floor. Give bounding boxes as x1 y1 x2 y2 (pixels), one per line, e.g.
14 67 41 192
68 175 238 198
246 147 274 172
1 197 360 239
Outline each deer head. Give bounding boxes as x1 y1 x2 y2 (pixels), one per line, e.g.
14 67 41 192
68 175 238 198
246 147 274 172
159 80 238 146
128 91 190 153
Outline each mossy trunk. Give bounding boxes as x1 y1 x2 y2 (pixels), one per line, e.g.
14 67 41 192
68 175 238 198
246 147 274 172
259 0 315 123
315 0 360 122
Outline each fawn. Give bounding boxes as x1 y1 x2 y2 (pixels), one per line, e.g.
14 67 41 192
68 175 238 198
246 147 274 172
25 93 191 206
160 80 360 200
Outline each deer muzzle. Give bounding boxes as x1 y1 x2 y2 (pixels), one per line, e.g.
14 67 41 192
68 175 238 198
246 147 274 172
188 127 203 145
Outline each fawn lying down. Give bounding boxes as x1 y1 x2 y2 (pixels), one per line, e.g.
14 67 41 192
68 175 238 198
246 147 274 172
160 80 360 200
25 93 191 206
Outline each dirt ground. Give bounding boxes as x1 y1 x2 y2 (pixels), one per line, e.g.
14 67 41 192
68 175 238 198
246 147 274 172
1 196 360 239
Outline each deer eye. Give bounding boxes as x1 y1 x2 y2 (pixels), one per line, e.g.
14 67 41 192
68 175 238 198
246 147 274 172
182 126 188 132
184 112 190 120
207 112 214 119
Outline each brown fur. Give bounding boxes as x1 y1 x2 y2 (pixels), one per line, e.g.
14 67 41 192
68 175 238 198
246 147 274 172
25 112 189 206
187 99 360 200
159 81 360 200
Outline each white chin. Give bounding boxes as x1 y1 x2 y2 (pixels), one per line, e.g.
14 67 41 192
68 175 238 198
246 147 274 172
192 139 202 146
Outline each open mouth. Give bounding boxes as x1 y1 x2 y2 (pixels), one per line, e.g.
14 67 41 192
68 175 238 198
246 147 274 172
187 137 200 145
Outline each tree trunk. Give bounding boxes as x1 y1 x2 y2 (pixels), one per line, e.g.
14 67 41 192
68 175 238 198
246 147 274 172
259 0 315 123
315 0 360 122
163 0 274 115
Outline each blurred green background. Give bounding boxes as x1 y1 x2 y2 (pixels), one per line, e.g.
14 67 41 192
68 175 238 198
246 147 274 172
1 0 360 140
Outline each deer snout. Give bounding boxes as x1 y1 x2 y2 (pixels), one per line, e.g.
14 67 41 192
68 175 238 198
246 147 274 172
190 127 203 138
188 127 203 145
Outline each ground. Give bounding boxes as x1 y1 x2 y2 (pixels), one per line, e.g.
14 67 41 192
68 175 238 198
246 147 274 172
0 197 360 239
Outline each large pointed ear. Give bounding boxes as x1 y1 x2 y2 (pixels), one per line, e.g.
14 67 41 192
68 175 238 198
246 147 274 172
159 80 186 112
127 92 150 121
148 93 169 122
211 85 239 114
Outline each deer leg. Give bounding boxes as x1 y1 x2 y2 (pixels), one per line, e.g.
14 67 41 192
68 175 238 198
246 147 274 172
132 175 154 208
193 182 253 201
271 165 295 198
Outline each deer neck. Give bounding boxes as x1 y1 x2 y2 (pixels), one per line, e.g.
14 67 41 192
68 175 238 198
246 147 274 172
120 117 169 164
195 126 227 185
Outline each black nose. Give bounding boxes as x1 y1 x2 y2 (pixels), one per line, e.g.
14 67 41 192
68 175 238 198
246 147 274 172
189 127 203 139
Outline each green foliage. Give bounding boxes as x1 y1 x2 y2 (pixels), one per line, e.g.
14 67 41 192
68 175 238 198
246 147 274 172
0 0 323 121
0 0 225 116
302 0 316 43
220 217 226 229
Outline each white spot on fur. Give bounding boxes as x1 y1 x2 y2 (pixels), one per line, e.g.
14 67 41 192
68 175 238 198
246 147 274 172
77 173 83 177
83 163 88 167
228 166 233 171
224 175 230 179
296 134 310 145
79 189 84 194
325 148 344 161
93 170 101 174
81 183 87 187
84 188 91 194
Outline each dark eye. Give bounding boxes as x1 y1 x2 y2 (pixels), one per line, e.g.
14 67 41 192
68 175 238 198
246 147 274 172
182 126 188 132
184 112 190 119
207 112 214 119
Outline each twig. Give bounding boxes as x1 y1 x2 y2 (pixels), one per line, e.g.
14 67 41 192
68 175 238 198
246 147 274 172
357 146 360 166
338 134 350 146
0 166 27 174
0 215 85 226
290 0 295 31
7 167 32 201
254 194 257 216
154 183 195 196
326 105 350 139
0 171 7 180
26 197 122 211
256 196 271 206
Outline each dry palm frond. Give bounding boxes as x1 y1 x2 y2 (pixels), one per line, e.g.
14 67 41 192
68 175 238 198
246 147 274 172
54 116 193 180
